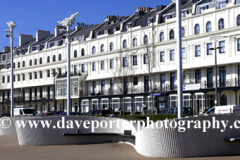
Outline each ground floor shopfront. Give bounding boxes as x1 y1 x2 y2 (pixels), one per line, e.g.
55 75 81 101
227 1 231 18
1 88 240 115
54 87 240 114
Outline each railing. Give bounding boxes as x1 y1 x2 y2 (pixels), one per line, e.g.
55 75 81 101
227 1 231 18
79 78 240 97
57 72 82 78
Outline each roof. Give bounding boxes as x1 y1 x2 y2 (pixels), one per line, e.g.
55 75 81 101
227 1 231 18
94 18 127 33
164 0 194 14
135 9 158 27
71 24 98 37
198 0 213 5
33 35 55 46
16 40 36 50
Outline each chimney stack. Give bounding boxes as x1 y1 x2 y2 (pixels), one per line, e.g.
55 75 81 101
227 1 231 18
19 34 35 46
36 30 51 42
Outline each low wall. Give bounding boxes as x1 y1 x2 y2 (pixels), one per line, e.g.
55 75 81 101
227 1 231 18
15 116 136 146
3 115 240 158
0 117 40 136
135 115 240 158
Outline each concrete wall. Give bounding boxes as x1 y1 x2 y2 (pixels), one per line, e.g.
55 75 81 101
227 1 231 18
3 115 240 158
135 115 240 158
15 116 136 146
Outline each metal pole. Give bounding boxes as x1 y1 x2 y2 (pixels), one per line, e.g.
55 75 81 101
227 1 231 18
177 0 183 118
53 75 56 111
57 12 79 116
6 21 17 117
67 26 71 116
215 43 218 106
10 27 14 117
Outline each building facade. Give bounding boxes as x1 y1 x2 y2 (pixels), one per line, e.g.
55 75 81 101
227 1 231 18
1 0 240 114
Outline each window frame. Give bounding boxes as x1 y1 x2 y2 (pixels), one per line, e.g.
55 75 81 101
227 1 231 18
219 41 225 53
101 61 105 70
92 62 96 71
133 55 137 66
195 45 201 57
143 54 149 64
123 40 127 49
74 50 77 58
123 57 127 67
169 30 174 40
206 21 212 32
195 24 200 35
110 59 114 69
101 44 104 53
207 43 213 55
219 18 224 30
170 50 175 61
110 42 114 51
160 51 165 62
160 32 164 42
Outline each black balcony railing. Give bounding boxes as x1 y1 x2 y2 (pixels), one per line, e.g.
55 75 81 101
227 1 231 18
57 72 82 78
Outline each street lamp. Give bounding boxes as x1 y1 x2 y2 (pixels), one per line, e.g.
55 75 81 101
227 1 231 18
58 12 79 116
209 46 222 107
176 0 183 118
5 21 17 117
52 71 58 111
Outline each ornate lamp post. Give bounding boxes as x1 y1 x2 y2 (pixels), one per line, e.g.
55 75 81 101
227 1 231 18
58 12 79 115
5 21 17 117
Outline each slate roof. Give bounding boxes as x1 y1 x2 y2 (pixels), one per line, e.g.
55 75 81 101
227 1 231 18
198 0 214 5
94 18 127 33
16 40 36 50
135 9 158 27
71 24 98 38
164 0 194 14
33 35 55 46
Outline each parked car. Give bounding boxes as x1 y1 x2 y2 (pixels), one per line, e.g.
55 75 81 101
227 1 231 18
98 110 113 116
38 113 46 116
161 107 193 115
87 110 101 116
0 113 10 117
183 107 193 115
204 105 240 115
59 112 77 116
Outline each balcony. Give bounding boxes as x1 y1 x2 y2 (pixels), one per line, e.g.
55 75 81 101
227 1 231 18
80 78 240 98
57 72 82 78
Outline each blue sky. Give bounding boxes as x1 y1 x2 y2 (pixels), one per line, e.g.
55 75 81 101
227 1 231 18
0 0 172 50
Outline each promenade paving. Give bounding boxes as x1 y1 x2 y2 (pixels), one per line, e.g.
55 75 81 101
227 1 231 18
0 136 240 160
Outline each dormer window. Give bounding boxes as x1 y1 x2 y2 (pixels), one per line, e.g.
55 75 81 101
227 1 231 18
40 45 44 51
2 55 6 61
15 51 19 55
181 11 186 18
95 32 99 37
164 16 170 22
113 28 117 33
147 17 153 26
126 23 131 30
104 30 108 34
50 43 54 48
219 2 226 9
58 40 63 46
32 47 36 51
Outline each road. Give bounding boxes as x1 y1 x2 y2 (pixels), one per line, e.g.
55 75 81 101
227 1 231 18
0 136 240 160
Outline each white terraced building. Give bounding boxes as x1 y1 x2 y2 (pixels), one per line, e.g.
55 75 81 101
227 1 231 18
1 0 240 114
